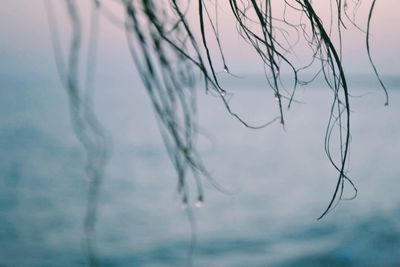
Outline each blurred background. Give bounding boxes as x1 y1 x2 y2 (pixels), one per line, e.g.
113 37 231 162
1 1 400 266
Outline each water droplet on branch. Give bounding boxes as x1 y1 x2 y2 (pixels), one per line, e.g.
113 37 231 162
195 197 204 208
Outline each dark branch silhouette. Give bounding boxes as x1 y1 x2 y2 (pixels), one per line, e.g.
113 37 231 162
44 0 389 265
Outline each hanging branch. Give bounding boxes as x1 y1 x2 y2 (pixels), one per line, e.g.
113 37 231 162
45 2 390 241
44 1 111 265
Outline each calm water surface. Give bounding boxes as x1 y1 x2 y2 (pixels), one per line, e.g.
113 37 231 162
1 75 400 266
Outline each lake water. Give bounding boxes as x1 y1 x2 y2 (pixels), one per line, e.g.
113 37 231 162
1 74 400 267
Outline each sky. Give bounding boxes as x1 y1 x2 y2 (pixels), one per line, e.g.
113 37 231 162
0 0 399 83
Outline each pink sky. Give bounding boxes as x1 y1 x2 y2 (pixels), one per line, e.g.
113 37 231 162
0 0 399 76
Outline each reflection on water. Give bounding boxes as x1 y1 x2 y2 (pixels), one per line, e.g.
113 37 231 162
1 77 400 266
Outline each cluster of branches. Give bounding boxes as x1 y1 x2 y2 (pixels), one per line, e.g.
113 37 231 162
43 1 388 261
118 0 388 219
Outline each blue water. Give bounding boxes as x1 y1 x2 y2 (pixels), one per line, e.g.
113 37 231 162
1 72 400 266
